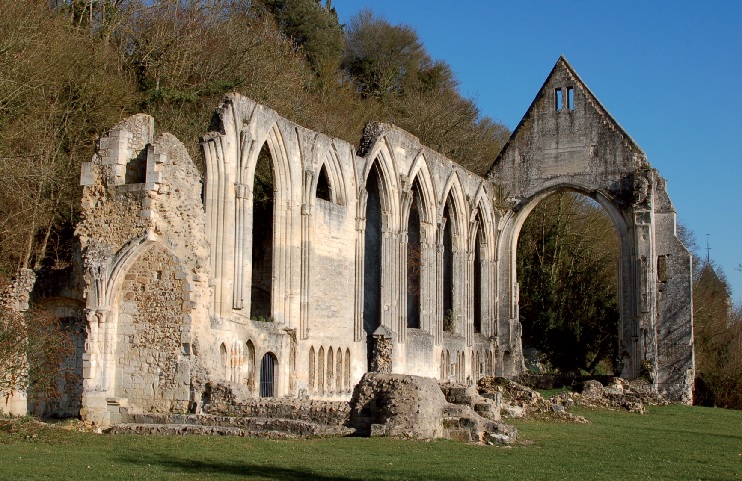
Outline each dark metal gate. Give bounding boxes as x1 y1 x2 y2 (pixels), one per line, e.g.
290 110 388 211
259 352 276 397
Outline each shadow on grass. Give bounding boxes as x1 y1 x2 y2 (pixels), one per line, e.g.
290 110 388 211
117 452 360 481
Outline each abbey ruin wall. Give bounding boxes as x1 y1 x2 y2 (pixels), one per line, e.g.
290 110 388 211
2 57 694 422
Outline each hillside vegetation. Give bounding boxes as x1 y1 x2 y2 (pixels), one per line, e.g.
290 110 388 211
0 0 509 281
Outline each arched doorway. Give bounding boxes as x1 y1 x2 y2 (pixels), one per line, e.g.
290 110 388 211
259 352 277 398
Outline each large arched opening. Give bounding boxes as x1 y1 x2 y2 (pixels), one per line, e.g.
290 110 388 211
515 189 623 376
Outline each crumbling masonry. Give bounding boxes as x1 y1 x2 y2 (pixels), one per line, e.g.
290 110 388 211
3 57 695 422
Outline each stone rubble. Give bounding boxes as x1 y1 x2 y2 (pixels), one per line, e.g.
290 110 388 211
477 376 668 423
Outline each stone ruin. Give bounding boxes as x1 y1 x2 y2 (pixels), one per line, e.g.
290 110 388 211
107 373 516 444
2 58 695 438
350 373 515 444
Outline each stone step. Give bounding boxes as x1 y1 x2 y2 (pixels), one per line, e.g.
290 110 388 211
107 423 300 439
111 414 354 438
444 428 472 442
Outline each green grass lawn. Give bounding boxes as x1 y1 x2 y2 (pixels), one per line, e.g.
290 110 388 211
1 405 740 481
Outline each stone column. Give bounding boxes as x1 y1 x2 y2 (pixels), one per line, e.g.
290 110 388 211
354 190 368 342
300 170 314 339
233 182 250 310
435 223 445 344
397 230 408 342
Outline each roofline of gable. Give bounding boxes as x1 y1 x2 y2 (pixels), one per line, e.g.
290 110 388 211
489 56 646 174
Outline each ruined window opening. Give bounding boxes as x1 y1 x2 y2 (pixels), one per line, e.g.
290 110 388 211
220 343 227 379
567 87 574 110
503 351 512 377
407 180 422 329
251 143 274 320
364 163 383 370
316 164 332 201
125 149 147 184
657 255 668 283
308 347 316 393
555 88 563 111
440 352 446 380
259 352 277 397
442 199 454 330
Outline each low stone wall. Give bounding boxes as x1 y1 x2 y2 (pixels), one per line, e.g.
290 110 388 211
202 382 350 427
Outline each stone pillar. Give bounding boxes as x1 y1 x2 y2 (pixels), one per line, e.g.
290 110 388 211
371 326 393 373
79 308 111 425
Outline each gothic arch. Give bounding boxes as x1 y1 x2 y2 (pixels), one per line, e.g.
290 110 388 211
439 171 468 250
400 153 438 336
497 183 632 377
95 234 158 311
438 171 468 338
469 185 499 338
406 152 437 231
203 94 301 325
354 138 402 348
310 146 347 206
235 122 296 322
360 137 401 229
469 183 498 259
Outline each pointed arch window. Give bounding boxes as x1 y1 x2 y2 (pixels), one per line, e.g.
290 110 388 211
442 198 454 330
251 143 274 319
316 164 332 202
406 179 423 329
473 212 484 334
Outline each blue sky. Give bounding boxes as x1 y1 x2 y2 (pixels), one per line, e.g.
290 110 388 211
336 0 742 301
